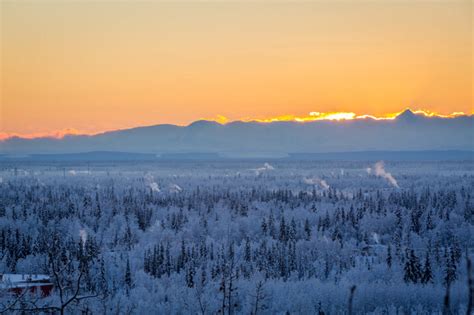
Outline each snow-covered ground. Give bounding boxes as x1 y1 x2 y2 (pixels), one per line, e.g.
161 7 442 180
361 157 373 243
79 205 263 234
0 160 472 314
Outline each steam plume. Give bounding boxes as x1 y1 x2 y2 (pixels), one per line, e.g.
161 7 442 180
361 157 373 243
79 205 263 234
144 173 161 192
320 180 330 190
252 163 275 175
149 182 160 192
368 161 399 188
169 184 183 193
303 177 330 189
79 229 87 247
372 232 380 244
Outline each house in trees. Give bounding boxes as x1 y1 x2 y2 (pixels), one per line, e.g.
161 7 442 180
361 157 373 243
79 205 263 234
354 244 387 268
0 273 53 297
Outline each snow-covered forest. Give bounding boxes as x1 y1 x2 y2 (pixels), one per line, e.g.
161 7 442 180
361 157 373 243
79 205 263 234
0 160 472 314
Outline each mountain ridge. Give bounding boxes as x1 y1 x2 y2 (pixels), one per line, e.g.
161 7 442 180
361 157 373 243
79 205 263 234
1 111 472 155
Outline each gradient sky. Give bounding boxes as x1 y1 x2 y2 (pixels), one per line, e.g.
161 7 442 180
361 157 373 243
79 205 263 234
1 1 472 137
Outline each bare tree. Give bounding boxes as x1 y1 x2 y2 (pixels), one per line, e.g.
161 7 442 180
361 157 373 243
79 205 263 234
218 242 239 315
49 257 99 315
250 280 267 315
467 256 473 315
195 267 208 315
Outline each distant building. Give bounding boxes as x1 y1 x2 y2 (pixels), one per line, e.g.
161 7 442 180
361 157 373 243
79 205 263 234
0 273 53 296
354 244 387 267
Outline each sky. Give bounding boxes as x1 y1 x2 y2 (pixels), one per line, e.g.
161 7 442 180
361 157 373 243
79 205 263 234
1 1 472 138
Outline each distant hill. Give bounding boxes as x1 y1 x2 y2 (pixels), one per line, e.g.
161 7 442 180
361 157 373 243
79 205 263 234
0 150 472 162
1 110 473 156
288 150 474 161
0 151 158 162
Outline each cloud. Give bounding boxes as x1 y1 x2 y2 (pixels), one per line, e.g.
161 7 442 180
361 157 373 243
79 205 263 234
0 128 89 141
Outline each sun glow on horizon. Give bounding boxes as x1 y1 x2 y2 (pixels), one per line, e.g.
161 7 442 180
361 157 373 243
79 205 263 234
1 109 470 141
235 109 469 124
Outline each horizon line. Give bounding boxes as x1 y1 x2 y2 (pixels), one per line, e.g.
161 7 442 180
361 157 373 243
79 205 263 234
1 108 471 142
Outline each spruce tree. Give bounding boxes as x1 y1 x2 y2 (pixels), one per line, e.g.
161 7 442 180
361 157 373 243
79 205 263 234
444 248 457 287
279 216 287 243
186 266 195 288
261 218 267 236
404 249 421 283
421 253 433 284
125 258 132 293
386 245 392 269
244 237 252 262
304 219 312 241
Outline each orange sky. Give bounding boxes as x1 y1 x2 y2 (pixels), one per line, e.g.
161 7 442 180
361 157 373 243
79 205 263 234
1 1 472 138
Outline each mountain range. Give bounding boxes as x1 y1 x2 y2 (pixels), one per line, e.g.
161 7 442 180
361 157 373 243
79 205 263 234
1 110 473 157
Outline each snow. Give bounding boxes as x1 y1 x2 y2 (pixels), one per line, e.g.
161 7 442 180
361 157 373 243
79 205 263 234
0 160 472 313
